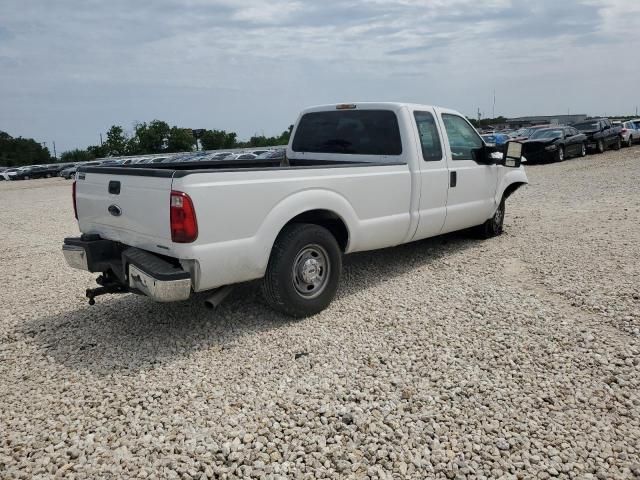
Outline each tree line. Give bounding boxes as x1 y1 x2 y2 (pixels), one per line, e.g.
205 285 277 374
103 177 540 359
62 121 293 163
0 131 53 167
0 121 293 166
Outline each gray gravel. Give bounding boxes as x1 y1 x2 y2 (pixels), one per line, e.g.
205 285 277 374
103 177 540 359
1 148 639 479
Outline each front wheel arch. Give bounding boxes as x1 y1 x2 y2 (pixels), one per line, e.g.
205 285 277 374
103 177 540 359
502 181 527 200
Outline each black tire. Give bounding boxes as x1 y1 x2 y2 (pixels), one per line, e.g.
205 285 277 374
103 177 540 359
580 143 587 157
626 136 633 148
597 139 605 153
474 198 505 239
262 223 342 317
556 147 564 162
613 137 621 151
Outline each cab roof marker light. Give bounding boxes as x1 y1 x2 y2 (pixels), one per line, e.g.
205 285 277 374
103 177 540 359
336 104 357 110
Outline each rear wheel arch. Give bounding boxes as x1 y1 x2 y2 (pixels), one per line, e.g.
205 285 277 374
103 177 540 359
276 209 350 252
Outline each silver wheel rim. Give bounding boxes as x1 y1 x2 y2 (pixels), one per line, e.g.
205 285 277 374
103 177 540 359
582 144 586 156
558 149 564 161
292 244 330 299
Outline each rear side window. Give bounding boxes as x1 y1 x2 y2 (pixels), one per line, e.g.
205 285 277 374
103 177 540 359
292 110 402 156
414 111 442 161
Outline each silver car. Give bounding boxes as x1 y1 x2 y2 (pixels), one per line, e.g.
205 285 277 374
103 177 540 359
613 121 634 147
623 120 640 146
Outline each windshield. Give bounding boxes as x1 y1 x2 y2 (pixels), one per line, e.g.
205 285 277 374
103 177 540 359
530 129 563 139
574 122 599 131
292 110 402 156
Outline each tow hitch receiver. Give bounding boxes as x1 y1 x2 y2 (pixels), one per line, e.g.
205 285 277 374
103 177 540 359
86 274 128 305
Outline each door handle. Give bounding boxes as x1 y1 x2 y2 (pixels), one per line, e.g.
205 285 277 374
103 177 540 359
450 171 457 188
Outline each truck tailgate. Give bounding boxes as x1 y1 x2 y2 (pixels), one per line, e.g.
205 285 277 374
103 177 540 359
75 170 174 254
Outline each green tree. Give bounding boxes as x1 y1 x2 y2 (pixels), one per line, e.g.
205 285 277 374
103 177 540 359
134 120 171 154
104 125 128 156
60 149 96 162
87 144 108 158
200 129 238 150
0 131 52 167
167 127 195 153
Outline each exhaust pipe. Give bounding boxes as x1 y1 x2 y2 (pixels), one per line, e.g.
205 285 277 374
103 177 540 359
204 286 234 310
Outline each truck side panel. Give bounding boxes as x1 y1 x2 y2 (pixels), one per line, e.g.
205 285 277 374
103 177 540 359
171 165 412 291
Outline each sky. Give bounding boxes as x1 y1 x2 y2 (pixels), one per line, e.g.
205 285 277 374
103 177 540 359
1 0 639 153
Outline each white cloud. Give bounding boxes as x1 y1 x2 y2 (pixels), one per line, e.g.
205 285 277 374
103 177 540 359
0 0 638 152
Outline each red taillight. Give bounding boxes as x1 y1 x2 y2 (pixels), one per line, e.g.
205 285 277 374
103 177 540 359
621 128 627 133
72 180 78 220
170 190 198 243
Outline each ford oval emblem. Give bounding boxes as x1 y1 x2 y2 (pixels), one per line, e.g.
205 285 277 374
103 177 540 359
108 204 122 217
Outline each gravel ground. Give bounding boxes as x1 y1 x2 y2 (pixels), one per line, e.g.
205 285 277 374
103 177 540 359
1 149 639 479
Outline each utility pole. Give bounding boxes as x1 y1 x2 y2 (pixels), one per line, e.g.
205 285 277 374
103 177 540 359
53 141 57 160
477 107 481 126
492 89 496 119
100 133 103 146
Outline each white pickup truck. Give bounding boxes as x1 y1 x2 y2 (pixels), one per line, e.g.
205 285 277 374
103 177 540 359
63 102 528 316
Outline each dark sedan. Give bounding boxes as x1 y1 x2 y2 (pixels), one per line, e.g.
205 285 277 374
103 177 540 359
522 127 587 163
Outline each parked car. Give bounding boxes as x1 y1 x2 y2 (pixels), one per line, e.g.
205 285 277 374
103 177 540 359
509 125 550 141
522 127 587 162
256 149 286 161
625 120 640 145
11 165 50 180
1 167 25 180
613 121 638 147
63 102 528 317
573 118 622 153
481 133 510 146
223 152 258 160
60 165 79 179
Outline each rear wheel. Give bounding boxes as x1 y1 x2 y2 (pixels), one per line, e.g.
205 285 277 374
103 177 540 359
626 136 633 147
262 223 342 317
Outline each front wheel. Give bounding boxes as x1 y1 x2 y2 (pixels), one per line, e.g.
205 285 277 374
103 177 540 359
556 147 564 162
597 139 605 153
262 223 342 317
474 199 505 239
580 143 587 157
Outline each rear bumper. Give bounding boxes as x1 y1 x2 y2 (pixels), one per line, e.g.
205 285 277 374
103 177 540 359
63 235 192 302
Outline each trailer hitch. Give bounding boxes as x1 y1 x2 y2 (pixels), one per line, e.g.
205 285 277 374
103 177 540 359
86 274 128 305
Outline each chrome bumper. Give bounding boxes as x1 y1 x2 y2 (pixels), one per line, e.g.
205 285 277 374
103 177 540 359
63 237 192 303
128 264 191 302
63 244 89 271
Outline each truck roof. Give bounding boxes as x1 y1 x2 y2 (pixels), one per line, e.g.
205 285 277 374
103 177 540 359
301 102 454 113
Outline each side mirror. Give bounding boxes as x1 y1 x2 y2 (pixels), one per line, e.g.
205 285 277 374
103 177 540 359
503 141 523 168
473 144 499 164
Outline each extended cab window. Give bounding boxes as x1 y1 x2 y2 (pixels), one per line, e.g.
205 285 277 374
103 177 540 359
442 114 482 160
414 111 442 161
291 110 402 156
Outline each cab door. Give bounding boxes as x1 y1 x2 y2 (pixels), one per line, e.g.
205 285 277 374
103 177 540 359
436 109 499 234
410 108 449 240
